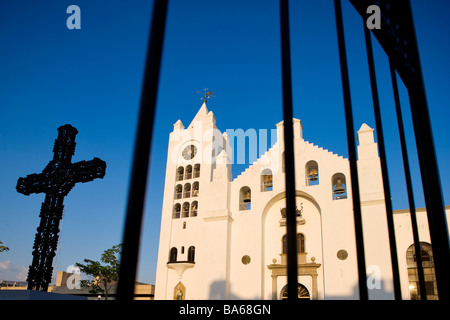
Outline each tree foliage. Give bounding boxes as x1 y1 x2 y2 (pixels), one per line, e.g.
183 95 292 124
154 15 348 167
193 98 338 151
0 241 9 253
75 244 121 300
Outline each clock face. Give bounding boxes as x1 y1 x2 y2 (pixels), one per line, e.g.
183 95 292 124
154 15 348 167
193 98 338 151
182 145 197 160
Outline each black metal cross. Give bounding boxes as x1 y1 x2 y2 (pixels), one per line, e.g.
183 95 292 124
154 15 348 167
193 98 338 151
16 124 106 291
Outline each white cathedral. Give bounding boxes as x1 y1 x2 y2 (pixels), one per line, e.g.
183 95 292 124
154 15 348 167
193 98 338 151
155 101 448 300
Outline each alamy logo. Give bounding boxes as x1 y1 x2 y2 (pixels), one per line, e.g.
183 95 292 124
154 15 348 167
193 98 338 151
66 5 81 30
170 120 281 173
366 265 381 290
65 5 379 31
66 265 81 289
366 5 381 30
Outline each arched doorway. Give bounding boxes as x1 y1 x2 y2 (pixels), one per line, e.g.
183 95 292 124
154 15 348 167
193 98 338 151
262 191 323 300
280 283 310 300
406 242 438 300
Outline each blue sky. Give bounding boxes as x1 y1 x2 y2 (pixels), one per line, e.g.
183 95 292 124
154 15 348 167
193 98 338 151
0 0 449 286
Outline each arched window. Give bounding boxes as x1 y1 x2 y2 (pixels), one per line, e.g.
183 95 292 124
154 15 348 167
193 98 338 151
281 283 310 300
239 186 251 211
192 182 199 197
191 201 198 217
174 184 182 199
173 203 181 219
332 173 347 200
194 164 201 178
185 165 192 180
169 247 177 262
188 246 195 262
176 166 184 181
406 242 438 300
298 233 305 253
183 183 191 198
261 168 273 192
182 202 190 218
305 160 319 186
282 233 305 254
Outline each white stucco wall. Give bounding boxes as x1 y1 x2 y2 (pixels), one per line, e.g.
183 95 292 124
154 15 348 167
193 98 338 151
155 104 449 300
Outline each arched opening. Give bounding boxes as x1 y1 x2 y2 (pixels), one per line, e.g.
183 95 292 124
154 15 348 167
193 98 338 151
188 246 195 262
176 166 184 181
282 233 305 254
280 283 310 300
190 201 198 217
173 203 181 219
406 242 438 300
174 184 182 199
183 183 191 198
194 164 201 178
261 168 273 192
169 247 177 263
239 186 251 211
185 165 192 180
263 192 322 300
305 160 319 186
192 181 199 197
331 173 347 200
182 202 190 218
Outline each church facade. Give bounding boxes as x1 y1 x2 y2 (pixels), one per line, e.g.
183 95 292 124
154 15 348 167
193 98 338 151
154 102 448 300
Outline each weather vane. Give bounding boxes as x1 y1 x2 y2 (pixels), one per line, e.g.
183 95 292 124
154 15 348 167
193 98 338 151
197 88 214 103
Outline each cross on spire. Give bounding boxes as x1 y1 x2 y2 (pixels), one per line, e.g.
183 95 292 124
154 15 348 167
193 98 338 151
16 124 106 291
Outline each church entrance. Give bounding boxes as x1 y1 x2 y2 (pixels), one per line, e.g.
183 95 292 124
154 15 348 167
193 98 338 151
280 283 310 300
263 193 323 300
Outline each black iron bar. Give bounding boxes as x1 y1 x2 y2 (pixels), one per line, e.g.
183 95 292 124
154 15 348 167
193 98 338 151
389 59 427 300
363 26 402 300
334 0 368 300
403 1 449 301
280 0 298 301
117 0 168 301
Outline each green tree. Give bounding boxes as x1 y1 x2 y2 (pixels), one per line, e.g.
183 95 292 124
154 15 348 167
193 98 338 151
0 241 9 253
75 244 121 300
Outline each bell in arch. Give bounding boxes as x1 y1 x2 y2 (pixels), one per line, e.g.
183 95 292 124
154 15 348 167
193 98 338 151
243 190 251 203
308 168 318 181
264 175 273 188
334 178 345 194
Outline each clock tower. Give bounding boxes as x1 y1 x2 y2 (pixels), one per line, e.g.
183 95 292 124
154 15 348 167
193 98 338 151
155 100 232 299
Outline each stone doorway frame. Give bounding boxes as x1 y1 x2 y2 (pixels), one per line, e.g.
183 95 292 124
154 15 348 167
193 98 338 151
267 255 321 300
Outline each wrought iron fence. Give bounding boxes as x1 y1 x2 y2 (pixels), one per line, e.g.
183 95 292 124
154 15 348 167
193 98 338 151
116 0 449 301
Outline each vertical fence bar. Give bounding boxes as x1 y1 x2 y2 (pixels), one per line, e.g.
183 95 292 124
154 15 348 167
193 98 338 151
389 59 427 300
334 0 368 300
363 27 402 300
347 0 448 300
402 1 450 301
117 0 168 301
280 0 298 301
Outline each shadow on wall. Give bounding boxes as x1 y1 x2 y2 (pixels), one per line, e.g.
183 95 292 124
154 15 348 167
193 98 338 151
209 281 259 300
209 281 226 300
321 279 394 300
209 279 394 300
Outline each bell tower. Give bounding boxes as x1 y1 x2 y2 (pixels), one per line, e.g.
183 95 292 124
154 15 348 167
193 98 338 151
155 99 232 299
357 123 395 299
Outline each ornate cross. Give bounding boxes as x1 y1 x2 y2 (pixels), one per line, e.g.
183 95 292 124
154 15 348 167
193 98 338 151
16 124 106 291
